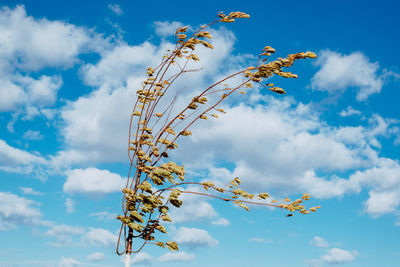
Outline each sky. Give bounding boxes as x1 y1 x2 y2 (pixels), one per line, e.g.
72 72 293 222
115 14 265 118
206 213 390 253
0 0 399 266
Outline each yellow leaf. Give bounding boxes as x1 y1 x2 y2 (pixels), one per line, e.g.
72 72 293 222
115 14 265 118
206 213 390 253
166 241 179 251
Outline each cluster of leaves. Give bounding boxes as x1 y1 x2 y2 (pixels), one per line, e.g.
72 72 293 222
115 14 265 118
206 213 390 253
116 11 320 256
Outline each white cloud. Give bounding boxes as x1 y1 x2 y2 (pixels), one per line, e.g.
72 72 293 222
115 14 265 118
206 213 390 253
46 224 85 237
173 227 218 249
154 21 183 37
45 224 85 247
82 227 116 247
19 187 43 196
86 252 106 262
63 168 126 197
321 248 357 264
311 50 384 101
22 130 44 141
89 211 115 221
249 237 272 244
159 251 195 262
55 26 238 166
0 139 46 175
169 189 218 223
131 252 153 265
0 192 43 230
58 257 81 267
0 5 110 123
211 218 230 226
339 106 362 117
65 198 75 213
108 3 123 15
310 236 329 248
364 190 400 217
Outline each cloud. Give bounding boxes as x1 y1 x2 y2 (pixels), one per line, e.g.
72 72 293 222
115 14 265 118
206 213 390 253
339 106 362 117
0 192 43 230
311 50 384 101
131 252 153 265
19 187 43 196
65 198 75 213
89 211 116 221
45 224 85 247
63 168 126 197
58 257 81 267
108 3 123 15
173 227 218 249
153 21 183 37
82 227 116 247
321 248 358 264
0 5 110 124
0 139 46 175
249 237 272 244
86 252 106 262
55 26 239 166
310 236 329 248
159 251 195 262
169 188 218 223
22 130 44 141
211 218 230 226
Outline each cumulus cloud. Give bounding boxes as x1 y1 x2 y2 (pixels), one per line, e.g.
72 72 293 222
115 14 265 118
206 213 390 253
0 139 46 175
0 5 109 123
82 227 116 247
310 236 329 248
86 252 106 262
19 187 43 196
63 168 126 197
89 211 115 221
211 218 230 226
45 224 85 247
154 21 183 37
22 130 44 141
169 188 218 223
339 106 362 117
159 251 195 262
108 3 123 15
55 26 239 166
0 192 43 230
131 252 153 265
311 50 384 101
249 237 272 244
173 227 218 249
321 248 358 264
65 198 75 213
58 257 81 267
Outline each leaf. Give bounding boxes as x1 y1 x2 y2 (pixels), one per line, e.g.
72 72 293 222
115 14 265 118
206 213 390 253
128 222 143 232
138 181 152 194
239 203 249 212
161 214 172 222
132 111 141 116
155 112 163 117
180 130 192 136
270 87 286 94
309 206 321 212
130 210 144 223
166 241 179 251
258 192 270 199
156 225 167 233
156 242 165 248
200 114 207 120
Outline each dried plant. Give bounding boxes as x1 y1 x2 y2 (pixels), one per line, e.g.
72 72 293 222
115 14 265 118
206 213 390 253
116 11 320 263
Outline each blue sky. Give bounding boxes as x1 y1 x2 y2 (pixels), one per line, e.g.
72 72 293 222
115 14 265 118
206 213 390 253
0 1 399 266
